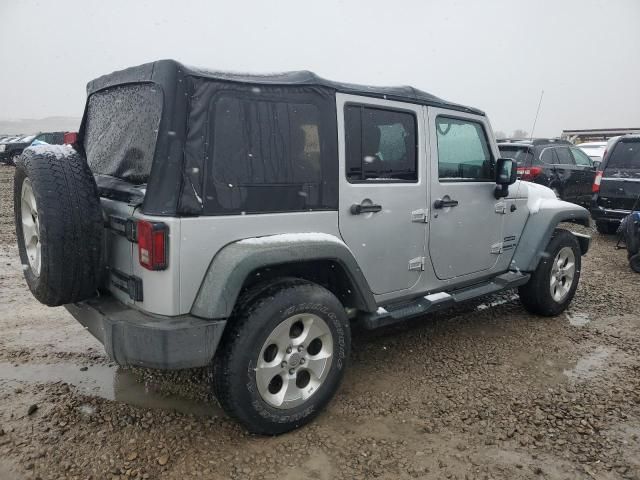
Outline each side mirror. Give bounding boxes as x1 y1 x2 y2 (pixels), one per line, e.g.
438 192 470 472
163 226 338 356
494 158 517 199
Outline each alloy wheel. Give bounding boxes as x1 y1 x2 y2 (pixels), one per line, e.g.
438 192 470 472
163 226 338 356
549 246 575 302
21 178 41 276
255 313 333 409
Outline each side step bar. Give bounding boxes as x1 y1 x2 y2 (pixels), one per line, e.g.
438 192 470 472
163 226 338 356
359 271 530 330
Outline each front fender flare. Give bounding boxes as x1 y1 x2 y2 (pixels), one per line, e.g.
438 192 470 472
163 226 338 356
190 233 376 319
511 199 590 272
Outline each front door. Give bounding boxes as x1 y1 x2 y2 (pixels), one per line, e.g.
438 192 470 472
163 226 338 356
337 94 427 295
427 108 504 280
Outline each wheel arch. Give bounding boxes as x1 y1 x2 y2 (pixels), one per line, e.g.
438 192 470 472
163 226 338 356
190 234 377 319
511 200 590 272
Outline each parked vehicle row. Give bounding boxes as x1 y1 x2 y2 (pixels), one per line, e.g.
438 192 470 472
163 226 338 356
0 131 77 165
591 135 640 234
0 135 35 164
497 138 596 207
497 135 640 236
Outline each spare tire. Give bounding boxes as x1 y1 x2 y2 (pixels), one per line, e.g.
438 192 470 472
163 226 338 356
13 146 103 306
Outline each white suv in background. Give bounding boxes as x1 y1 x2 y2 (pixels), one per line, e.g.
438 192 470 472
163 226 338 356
578 141 608 167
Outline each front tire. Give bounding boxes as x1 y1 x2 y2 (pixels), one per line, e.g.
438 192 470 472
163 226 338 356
213 280 351 435
518 229 581 316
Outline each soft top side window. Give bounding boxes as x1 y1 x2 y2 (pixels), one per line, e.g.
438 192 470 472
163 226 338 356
435 116 494 182
204 90 338 215
344 105 417 183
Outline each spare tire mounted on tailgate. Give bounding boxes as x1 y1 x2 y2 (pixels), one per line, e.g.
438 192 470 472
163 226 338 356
13 145 103 306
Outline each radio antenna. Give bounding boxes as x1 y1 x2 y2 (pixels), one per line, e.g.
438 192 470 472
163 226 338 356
529 89 544 140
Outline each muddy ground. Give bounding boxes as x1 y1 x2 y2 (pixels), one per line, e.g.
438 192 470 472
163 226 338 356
0 163 639 480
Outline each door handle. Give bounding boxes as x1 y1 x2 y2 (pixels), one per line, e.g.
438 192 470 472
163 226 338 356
350 203 382 215
433 198 459 209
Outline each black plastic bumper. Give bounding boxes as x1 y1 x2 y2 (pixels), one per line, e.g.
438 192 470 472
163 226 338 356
65 297 226 370
590 205 630 224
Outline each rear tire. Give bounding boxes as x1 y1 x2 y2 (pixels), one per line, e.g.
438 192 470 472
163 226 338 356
624 215 640 256
596 220 618 235
518 229 581 316
630 254 640 274
213 279 350 435
13 146 103 306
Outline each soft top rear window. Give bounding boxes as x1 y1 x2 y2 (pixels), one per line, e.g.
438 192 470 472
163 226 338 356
84 83 163 184
606 140 640 170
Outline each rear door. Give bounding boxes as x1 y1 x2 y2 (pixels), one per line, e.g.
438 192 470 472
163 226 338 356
569 146 596 206
552 146 579 202
427 108 504 280
337 94 427 295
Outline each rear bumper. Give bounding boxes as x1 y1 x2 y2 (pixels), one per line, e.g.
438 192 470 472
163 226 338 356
590 204 630 223
65 296 226 370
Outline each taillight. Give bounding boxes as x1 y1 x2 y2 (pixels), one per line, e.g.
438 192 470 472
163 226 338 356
63 132 77 144
137 220 168 270
592 170 603 193
516 166 542 181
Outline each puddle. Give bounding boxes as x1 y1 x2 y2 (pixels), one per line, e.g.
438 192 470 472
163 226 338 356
563 347 611 381
0 362 221 417
512 350 574 384
566 312 591 327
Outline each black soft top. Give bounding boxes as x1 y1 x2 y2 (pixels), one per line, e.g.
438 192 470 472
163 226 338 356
81 59 485 216
86 59 484 115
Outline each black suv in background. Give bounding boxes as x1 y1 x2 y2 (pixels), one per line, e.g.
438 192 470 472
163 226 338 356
498 139 596 207
0 135 35 165
591 135 640 234
0 131 77 165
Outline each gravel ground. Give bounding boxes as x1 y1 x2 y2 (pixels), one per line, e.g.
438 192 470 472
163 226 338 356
1 163 639 480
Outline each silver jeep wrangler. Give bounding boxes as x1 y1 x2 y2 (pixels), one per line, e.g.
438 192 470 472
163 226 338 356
14 59 590 434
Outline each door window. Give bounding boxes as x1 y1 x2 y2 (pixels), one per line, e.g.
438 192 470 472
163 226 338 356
435 116 494 181
539 147 558 164
554 147 575 165
344 105 417 182
570 147 593 166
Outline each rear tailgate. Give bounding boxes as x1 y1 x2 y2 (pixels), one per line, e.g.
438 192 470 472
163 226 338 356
99 193 182 316
598 177 640 211
598 139 640 211
83 82 165 307
101 197 137 305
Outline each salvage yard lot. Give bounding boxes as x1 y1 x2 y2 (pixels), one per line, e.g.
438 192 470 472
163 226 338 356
0 163 639 479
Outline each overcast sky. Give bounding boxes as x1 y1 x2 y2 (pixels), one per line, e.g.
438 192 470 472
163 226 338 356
1 0 638 137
